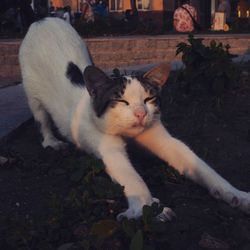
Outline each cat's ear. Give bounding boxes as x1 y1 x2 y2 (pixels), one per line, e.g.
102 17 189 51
83 66 117 117
83 65 110 97
143 63 171 87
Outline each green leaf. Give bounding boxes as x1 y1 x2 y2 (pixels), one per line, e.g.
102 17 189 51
130 230 143 250
142 205 153 225
122 219 136 238
176 42 188 55
151 202 163 217
91 163 103 173
90 220 119 239
112 68 121 78
70 167 86 183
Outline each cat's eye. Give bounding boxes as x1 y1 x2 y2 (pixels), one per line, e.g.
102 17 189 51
111 99 129 105
144 96 157 104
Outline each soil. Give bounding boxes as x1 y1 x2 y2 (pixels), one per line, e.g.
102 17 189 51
0 72 250 250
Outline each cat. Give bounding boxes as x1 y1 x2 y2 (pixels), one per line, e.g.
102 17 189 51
19 18 250 221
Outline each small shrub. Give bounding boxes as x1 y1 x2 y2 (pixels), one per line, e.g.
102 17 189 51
176 34 239 96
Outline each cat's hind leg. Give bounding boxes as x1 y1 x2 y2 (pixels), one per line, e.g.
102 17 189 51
27 96 67 150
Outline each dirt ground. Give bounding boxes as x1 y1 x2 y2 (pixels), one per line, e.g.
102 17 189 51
0 72 250 250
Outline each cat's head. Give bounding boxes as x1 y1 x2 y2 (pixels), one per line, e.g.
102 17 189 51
83 63 170 137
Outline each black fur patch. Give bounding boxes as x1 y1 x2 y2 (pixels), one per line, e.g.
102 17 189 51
135 75 160 95
66 62 85 87
83 65 129 117
93 76 127 117
135 75 162 108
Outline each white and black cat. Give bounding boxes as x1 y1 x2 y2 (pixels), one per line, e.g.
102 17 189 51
19 18 250 221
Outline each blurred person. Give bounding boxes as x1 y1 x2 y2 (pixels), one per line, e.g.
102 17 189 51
0 6 18 32
55 7 64 19
80 0 94 23
63 5 72 24
123 8 139 32
36 0 48 19
89 0 96 5
218 0 231 25
19 0 36 31
94 0 108 18
173 0 198 32
49 1 56 16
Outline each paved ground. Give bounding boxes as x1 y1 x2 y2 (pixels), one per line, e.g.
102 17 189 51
0 84 31 139
0 77 21 89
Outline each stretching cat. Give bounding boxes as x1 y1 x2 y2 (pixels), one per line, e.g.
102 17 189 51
19 18 250 221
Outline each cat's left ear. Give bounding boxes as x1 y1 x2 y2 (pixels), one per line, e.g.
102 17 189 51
143 63 171 88
83 65 111 97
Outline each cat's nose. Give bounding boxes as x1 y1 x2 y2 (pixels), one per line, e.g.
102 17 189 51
134 108 147 122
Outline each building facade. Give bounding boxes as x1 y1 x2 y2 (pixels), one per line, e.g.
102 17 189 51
50 0 80 11
43 0 249 30
107 0 213 30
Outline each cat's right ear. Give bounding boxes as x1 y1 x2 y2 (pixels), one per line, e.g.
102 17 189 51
83 65 110 98
143 63 171 88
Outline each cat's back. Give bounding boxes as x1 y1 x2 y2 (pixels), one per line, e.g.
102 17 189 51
19 17 91 92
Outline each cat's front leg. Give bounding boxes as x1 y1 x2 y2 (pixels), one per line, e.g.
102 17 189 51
136 121 250 213
97 135 175 221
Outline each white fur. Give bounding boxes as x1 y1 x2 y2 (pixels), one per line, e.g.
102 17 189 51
19 18 250 220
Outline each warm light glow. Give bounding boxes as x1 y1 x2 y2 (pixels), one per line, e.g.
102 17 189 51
238 10 241 18
247 10 250 18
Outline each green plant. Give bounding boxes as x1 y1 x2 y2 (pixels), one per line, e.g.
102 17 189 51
176 34 239 96
122 203 168 250
90 202 168 250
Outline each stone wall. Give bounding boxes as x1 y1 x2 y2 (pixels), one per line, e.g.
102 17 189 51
0 34 250 84
0 41 21 85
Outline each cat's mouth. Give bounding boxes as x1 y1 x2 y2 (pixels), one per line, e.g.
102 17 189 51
132 121 146 128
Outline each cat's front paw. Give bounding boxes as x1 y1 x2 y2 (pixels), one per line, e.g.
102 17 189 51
211 188 250 213
156 207 176 222
117 197 176 222
117 207 143 221
42 138 68 150
229 191 250 214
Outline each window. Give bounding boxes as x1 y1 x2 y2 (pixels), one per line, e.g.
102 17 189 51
109 0 123 11
137 0 150 10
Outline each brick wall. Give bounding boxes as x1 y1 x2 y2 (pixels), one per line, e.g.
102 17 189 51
0 34 250 84
0 41 21 85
